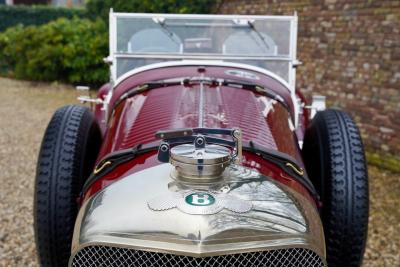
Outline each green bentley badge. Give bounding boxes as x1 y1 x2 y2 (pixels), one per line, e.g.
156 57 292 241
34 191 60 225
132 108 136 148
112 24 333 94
185 193 216 206
148 191 252 215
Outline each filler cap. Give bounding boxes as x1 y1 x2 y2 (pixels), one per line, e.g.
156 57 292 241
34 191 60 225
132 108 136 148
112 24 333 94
170 144 231 165
170 144 231 182
156 128 242 183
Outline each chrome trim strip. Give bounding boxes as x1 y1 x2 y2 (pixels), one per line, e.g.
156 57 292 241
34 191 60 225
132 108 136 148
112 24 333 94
112 12 297 21
290 14 299 127
198 78 204 128
109 8 117 84
114 53 292 61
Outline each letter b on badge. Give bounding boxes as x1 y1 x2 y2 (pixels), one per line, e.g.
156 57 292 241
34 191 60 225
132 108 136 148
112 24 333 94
192 194 210 205
185 193 215 206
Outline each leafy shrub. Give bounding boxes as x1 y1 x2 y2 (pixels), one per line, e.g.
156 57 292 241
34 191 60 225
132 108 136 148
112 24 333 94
0 5 86 32
0 17 108 85
86 0 216 22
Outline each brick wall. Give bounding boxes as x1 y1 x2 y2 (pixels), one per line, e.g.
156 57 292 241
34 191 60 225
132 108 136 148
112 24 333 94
218 0 400 156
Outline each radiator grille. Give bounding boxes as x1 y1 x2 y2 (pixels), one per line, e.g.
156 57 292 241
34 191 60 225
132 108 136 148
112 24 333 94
71 246 325 267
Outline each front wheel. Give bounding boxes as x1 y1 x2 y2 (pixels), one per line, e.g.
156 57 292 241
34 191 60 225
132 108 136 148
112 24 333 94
34 105 101 267
302 109 369 267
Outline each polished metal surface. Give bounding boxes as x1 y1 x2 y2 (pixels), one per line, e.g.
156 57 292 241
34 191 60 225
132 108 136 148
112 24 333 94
170 144 232 181
71 246 325 267
308 95 326 119
170 144 231 165
198 77 204 128
147 190 252 215
70 164 326 265
159 128 242 183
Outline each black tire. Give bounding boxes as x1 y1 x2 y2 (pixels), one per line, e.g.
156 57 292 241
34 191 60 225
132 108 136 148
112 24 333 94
34 105 102 267
302 109 369 267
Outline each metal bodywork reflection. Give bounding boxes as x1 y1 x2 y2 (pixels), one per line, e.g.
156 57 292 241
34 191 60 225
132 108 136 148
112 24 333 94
70 164 325 263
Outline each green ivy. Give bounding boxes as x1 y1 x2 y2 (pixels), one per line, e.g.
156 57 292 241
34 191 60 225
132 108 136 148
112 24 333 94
0 18 108 85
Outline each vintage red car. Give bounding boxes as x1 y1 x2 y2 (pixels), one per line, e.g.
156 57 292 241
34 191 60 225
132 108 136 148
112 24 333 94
34 12 368 267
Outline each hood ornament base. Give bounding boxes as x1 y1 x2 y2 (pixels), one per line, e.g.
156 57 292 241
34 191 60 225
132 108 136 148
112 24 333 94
148 190 252 215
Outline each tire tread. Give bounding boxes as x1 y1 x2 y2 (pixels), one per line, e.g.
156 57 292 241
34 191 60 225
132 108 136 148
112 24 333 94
302 109 368 267
34 105 101 267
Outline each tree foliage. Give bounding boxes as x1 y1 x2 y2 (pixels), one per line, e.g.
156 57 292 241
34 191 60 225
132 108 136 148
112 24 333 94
0 5 86 32
86 0 216 22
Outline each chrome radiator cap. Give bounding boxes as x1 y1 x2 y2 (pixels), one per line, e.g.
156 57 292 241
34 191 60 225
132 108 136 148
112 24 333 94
170 144 231 182
155 128 242 183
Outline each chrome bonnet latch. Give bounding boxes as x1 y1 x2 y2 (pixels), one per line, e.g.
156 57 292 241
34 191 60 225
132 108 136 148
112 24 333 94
155 128 242 183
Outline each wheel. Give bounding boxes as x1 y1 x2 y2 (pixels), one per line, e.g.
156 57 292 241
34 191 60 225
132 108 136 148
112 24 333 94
34 105 102 267
302 109 369 267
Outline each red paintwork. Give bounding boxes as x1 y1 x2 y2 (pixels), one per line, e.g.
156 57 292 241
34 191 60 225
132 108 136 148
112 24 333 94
109 66 295 116
100 85 293 156
86 65 316 206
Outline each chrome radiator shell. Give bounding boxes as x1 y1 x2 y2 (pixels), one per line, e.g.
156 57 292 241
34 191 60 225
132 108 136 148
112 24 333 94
70 164 326 266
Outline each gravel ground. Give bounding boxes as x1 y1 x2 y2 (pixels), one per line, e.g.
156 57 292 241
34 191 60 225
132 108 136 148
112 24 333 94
0 77 399 266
